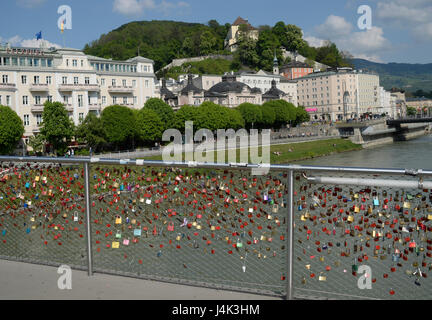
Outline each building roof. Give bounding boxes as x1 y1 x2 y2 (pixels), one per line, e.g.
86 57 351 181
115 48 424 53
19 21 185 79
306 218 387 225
281 61 312 69
160 78 177 100
232 17 257 30
262 80 286 98
406 97 432 102
180 74 203 94
126 56 154 64
207 73 251 94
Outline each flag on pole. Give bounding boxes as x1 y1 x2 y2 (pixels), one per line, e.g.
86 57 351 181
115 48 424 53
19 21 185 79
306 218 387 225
36 31 42 40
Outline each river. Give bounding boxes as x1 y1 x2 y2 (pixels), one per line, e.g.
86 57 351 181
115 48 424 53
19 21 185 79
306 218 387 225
298 134 432 169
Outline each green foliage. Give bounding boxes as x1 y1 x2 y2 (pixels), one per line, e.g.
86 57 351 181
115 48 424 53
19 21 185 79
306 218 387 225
136 108 164 145
143 98 174 130
84 20 230 71
172 105 199 133
40 101 74 155
260 104 276 128
193 102 244 131
236 103 263 128
75 113 107 152
407 106 417 116
101 105 137 150
27 134 45 155
163 58 236 80
293 106 311 126
263 100 297 127
0 105 24 155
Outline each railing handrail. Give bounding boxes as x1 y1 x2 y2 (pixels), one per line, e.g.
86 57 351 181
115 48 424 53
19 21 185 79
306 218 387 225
1 156 432 176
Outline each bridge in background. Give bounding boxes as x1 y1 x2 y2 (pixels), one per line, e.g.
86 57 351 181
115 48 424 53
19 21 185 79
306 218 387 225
387 117 432 126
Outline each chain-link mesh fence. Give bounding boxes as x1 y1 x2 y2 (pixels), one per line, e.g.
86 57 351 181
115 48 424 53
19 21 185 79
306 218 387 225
89 165 288 296
1 157 432 300
0 162 88 269
293 171 432 300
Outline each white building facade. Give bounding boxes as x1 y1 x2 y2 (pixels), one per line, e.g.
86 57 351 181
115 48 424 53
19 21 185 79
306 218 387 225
0 46 157 141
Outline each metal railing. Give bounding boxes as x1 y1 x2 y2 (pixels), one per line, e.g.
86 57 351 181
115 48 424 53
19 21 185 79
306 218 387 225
1 156 432 299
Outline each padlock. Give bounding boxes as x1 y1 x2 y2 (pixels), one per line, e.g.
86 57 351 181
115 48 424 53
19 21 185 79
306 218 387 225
134 229 142 237
73 211 79 222
112 241 120 249
318 273 327 281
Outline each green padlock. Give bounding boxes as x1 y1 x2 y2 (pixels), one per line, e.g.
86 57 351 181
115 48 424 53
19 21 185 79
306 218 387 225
237 239 243 248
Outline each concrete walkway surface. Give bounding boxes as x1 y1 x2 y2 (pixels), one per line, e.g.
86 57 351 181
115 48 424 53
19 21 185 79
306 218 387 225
0 260 280 300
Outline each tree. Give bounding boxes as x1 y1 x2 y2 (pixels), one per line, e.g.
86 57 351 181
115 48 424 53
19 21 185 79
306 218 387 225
260 104 276 128
27 134 45 155
144 98 175 131
75 113 107 152
236 103 263 129
101 105 137 150
172 105 199 133
284 24 307 53
263 100 297 127
136 108 164 145
199 31 218 55
40 101 74 155
294 106 311 126
235 38 260 68
0 105 24 155
407 106 417 116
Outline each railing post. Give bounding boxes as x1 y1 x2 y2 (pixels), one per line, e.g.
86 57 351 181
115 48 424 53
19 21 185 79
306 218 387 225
286 169 294 300
84 162 93 276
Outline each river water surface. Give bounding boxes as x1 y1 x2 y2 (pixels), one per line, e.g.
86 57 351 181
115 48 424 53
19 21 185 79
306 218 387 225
298 134 432 169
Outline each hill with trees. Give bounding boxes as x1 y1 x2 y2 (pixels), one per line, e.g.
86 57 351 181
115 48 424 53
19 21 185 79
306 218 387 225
84 19 350 73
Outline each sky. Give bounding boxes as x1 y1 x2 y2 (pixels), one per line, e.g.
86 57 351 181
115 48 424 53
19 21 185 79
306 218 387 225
1 0 432 64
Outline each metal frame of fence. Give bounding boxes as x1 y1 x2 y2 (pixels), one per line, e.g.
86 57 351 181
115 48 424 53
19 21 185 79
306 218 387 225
1 155 432 300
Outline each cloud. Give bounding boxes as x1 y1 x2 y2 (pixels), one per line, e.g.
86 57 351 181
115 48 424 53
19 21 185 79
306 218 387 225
315 15 353 38
304 36 327 48
309 15 391 61
113 0 189 16
1 35 61 49
376 0 432 41
16 0 46 8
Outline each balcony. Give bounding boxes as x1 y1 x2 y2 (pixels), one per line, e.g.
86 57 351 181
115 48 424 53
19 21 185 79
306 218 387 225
88 104 101 111
58 84 100 92
0 83 17 92
108 86 134 93
29 83 49 92
32 125 41 133
31 104 44 113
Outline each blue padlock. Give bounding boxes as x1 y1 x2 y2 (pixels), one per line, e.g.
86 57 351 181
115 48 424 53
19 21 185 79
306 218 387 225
24 203 28 208
2 230 6 236
298 205 303 211
120 184 124 191
26 227 31 234
25 182 30 189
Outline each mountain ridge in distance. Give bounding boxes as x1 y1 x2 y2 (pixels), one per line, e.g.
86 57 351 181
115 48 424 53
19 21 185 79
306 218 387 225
350 58 432 93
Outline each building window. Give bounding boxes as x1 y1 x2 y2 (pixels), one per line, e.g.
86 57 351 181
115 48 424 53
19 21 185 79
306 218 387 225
63 96 69 104
123 97 127 105
36 114 43 125
23 96 28 105
6 96 10 106
145 80 149 88
66 59 69 67
47 96 53 103
22 75 27 84
122 80 127 87
34 76 40 84
132 80 136 87
101 79 105 86
24 115 30 126
62 77 68 85
81 60 84 67
112 79 116 86
2 75 8 83
133 96 137 104
78 95 83 107
73 60 77 67
79 113 84 122
85 77 90 85
102 96 106 105
113 97 117 104
74 77 79 85
46 76 52 85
